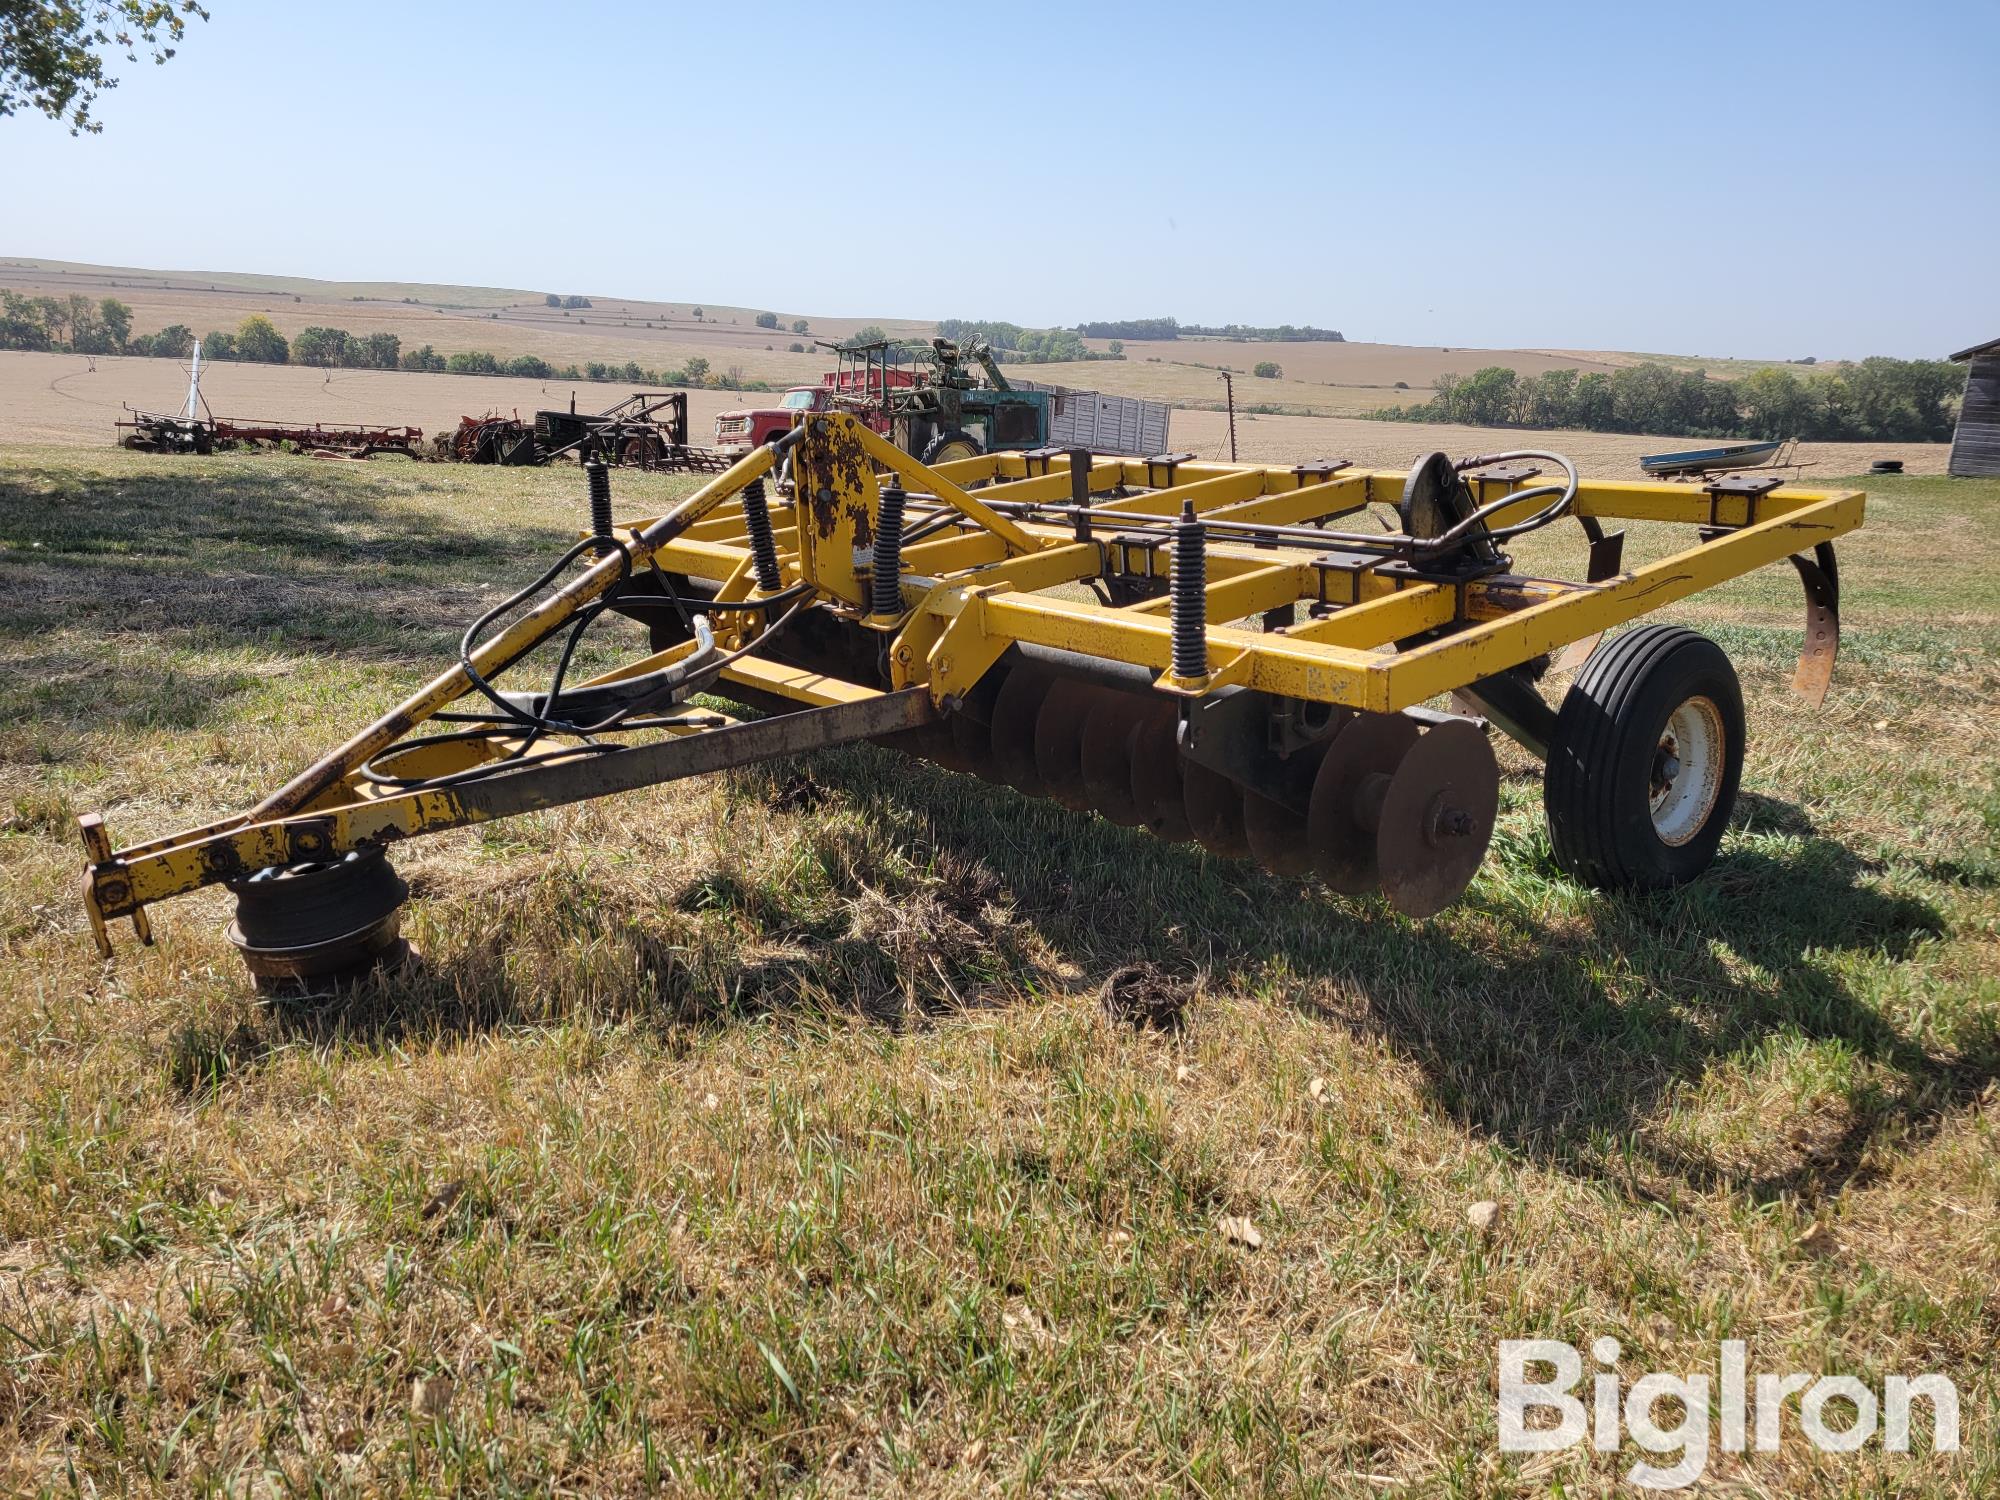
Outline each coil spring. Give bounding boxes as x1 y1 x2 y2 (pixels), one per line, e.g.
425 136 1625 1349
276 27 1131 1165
740 477 782 592
585 461 614 550
1170 499 1207 679
872 485 907 617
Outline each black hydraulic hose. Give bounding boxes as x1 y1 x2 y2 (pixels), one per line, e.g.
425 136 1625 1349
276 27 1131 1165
621 578 816 616
458 534 634 733
367 593 813 793
1421 449 1581 550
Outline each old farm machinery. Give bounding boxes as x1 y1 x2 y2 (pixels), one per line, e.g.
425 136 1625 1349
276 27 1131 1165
118 408 426 459
441 393 734 472
715 338 1171 465
117 352 425 460
78 416 1860 985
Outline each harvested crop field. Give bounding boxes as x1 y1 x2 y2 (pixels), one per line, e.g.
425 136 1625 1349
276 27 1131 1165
0 439 1995 1493
0 350 1954 477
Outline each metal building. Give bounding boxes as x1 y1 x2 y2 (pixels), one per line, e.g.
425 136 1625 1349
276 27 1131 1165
1948 336 2000 477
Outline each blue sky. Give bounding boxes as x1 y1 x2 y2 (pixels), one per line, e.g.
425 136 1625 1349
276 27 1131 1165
3 1 1994 358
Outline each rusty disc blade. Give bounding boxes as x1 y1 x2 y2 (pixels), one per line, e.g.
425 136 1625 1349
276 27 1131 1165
1129 700 1193 842
950 660 1012 781
1243 741 1328 878
1033 677 1099 812
1307 712 1419 894
1182 760 1251 859
1079 690 1148 826
913 719 969 770
1377 720 1499 918
989 663 1056 795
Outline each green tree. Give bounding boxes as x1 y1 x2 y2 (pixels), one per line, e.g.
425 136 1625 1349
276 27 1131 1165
445 350 501 375
149 322 193 358
690 306 703 322
1252 360 1282 379
754 311 779 330
1457 366 1517 423
360 331 400 369
1524 368 1577 427
292 326 354 368
37 294 72 346
1 1 208 134
791 318 809 336
845 326 888 348
0 290 51 349
1843 357 1961 441
199 329 234 360
787 342 804 353
544 293 561 308
96 296 130 349
1571 371 1614 429
65 293 114 352
680 356 710 386
399 343 445 372
234 314 287 364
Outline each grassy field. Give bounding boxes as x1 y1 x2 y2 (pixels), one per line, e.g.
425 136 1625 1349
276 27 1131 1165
0 446 1996 1495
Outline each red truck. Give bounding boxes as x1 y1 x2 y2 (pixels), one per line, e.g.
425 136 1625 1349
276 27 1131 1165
712 362 918 456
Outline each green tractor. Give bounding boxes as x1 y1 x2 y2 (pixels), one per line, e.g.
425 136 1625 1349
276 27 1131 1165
829 336 1053 464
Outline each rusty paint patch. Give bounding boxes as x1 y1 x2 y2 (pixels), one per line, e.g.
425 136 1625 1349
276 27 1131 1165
803 418 876 543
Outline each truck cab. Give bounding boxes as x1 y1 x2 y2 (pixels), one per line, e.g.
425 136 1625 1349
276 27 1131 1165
713 386 825 456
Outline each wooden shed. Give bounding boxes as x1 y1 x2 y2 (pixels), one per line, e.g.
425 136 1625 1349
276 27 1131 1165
1948 336 2000 477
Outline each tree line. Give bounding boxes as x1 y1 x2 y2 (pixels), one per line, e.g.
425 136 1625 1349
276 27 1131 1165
1 292 134 352
936 319 1109 364
1074 317 1345 343
1373 358 1965 443
0 299 776 390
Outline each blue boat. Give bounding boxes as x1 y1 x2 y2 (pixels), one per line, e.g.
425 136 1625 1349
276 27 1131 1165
1640 439 1786 476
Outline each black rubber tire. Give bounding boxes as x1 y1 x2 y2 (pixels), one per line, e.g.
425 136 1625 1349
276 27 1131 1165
1544 624 1744 891
920 429 982 466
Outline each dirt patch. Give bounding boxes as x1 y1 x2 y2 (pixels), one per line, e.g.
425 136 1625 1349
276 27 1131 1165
1098 962 1193 1033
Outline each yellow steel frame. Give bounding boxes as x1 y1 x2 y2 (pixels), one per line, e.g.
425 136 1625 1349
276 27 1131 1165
78 413 1863 952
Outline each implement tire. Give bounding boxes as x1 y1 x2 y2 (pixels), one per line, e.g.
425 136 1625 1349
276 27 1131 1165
1544 624 1744 891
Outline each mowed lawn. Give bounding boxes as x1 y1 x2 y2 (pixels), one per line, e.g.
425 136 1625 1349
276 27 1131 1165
0 446 1995 1496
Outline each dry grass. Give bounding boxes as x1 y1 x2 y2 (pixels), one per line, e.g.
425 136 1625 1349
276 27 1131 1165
0 446 1995 1495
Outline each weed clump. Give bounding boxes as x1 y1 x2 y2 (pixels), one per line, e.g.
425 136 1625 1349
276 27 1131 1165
1098 962 1193 1032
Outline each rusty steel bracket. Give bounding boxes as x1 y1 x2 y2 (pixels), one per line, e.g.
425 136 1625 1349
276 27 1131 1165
78 812 151 958
1789 540 1841 707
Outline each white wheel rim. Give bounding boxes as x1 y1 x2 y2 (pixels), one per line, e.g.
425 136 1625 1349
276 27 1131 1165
1649 695 1725 846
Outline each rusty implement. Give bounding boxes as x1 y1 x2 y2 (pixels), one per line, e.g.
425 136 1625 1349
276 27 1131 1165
78 417 1862 983
118 411 425 459
441 393 736 472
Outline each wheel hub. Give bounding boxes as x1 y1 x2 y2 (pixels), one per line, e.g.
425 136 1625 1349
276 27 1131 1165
1648 696 1724 847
